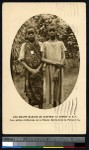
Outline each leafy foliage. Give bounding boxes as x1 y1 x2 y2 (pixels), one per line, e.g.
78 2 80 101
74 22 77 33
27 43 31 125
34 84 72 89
11 14 80 75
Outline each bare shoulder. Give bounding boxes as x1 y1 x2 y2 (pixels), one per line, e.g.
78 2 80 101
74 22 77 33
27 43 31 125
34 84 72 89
38 41 42 46
43 41 49 44
21 42 26 48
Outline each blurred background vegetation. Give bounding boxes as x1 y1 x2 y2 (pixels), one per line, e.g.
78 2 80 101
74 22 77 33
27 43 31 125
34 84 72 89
11 14 80 77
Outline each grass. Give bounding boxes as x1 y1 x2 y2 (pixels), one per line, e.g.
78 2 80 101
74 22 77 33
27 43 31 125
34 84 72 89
13 69 79 109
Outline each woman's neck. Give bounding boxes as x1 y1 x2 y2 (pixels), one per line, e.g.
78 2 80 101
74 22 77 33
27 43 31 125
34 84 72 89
49 38 57 42
50 36 56 41
28 39 35 43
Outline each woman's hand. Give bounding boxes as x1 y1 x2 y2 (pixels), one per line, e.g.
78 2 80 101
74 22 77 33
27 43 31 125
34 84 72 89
29 68 39 78
30 68 39 74
55 62 64 68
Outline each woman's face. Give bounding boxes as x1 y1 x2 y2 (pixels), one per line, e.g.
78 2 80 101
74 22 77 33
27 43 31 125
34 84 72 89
48 28 56 38
27 28 36 41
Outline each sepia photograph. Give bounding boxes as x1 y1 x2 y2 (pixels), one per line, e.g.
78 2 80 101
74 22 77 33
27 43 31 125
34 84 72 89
10 14 80 109
2 3 86 134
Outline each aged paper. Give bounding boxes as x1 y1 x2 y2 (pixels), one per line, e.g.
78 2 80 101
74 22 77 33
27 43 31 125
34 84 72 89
2 2 86 134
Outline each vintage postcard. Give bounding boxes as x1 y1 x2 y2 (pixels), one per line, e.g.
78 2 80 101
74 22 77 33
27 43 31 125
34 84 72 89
2 2 86 134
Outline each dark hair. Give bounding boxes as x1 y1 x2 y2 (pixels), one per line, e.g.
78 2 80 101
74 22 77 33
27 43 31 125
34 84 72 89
26 25 37 33
48 25 56 31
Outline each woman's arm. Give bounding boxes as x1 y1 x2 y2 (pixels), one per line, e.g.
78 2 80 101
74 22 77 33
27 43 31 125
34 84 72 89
20 61 39 74
36 63 43 71
60 50 65 65
42 58 56 65
60 42 66 64
42 58 63 67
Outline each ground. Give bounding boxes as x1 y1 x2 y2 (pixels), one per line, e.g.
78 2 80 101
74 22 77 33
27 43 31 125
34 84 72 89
13 69 79 109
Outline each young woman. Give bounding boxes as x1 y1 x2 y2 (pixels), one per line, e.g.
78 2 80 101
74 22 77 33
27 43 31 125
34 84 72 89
18 26 43 108
41 26 66 107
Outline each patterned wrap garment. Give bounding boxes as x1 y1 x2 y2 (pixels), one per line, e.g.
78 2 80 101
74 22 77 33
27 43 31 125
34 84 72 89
24 40 43 103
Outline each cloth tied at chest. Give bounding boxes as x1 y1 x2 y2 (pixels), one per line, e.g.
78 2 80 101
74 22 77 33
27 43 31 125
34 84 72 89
24 40 42 69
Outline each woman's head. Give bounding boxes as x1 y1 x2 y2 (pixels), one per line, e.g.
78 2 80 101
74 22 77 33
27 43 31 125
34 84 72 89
48 25 57 39
26 26 36 41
